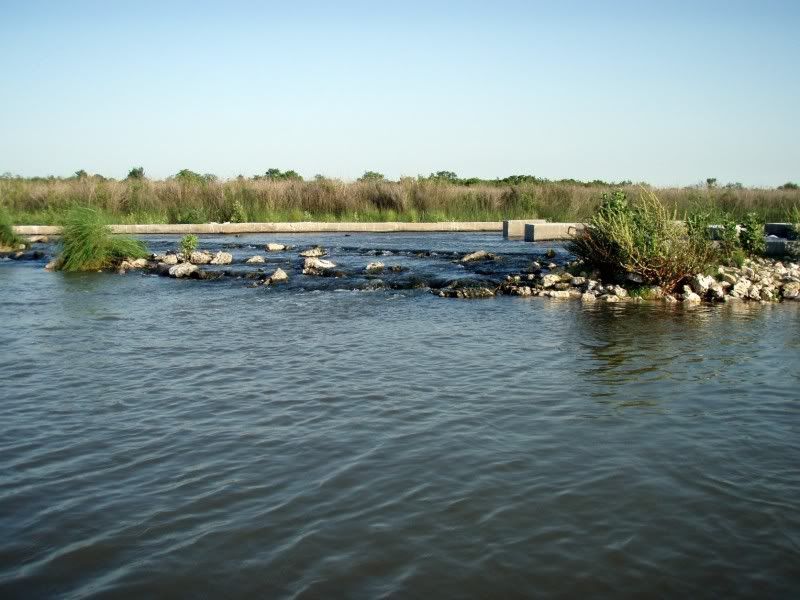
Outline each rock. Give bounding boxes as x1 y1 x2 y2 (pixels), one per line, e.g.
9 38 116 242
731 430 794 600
581 292 597 302
541 274 561 288
210 251 233 265
611 285 628 298
246 255 265 264
545 262 558 270
783 282 800 299
460 250 496 262
709 283 726 301
570 277 586 287
44 258 62 271
598 294 620 303
300 246 326 257
529 261 541 271
626 272 644 284
365 261 385 273
682 286 701 303
25 235 49 243
303 257 336 274
690 274 715 295
731 278 751 298
720 272 738 285
153 253 179 265
542 290 572 298
266 243 287 252
266 267 288 284
190 251 213 265
438 286 495 299
168 263 199 278
663 294 678 304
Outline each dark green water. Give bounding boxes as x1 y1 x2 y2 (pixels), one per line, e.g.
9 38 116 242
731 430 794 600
1 233 799 599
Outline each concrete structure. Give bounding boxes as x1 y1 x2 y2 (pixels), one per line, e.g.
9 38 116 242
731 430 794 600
502 219 547 238
14 221 502 236
765 238 800 257
765 223 797 239
523 222 585 242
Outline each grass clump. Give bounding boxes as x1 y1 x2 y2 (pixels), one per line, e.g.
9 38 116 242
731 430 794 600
179 234 198 257
569 190 715 292
59 207 147 272
0 205 24 249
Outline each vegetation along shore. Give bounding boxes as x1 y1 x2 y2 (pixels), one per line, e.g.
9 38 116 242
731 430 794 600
1 169 798 225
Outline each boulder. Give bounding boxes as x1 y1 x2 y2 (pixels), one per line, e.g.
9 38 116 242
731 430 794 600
610 285 628 298
303 257 336 274
246 255 265 264
300 246 326 257
168 263 199 278
783 282 800 300
190 251 213 265
365 261 385 273
44 258 62 271
730 278 751 298
690 274 715 295
626 272 644 284
541 274 561 288
153 253 179 265
210 251 233 265
709 283 726 301
266 243 287 252
438 286 495 299
682 286 701 303
598 294 620 303
581 292 597 302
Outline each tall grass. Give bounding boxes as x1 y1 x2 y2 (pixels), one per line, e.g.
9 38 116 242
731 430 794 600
59 207 147 272
2 176 798 224
0 204 23 248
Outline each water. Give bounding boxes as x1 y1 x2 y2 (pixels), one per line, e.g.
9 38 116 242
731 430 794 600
1 233 799 599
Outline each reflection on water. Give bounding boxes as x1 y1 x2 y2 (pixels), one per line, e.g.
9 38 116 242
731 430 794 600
1 234 799 599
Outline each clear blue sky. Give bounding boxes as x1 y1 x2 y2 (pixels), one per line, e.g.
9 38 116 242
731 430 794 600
1 0 798 186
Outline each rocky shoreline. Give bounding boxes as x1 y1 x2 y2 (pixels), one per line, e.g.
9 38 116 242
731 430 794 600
3 239 799 304
440 256 800 303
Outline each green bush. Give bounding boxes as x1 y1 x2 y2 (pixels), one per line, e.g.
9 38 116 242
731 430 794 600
59 207 147 271
739 212 765 255
0 205 24 248
179 234 198 257
569 190 715 291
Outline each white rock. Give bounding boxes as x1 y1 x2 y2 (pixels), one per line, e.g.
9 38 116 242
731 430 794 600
365 261 385 273
581 292 596 302
599 294 620 303
303 257 336 274
267 268 288 283
266 243 287 252
210 251 233 265
690 274 715 295
541 274 561 288
246 255 265 264
611 285 628 298
190 251 213 265
168 263 198 278
153 253 179 265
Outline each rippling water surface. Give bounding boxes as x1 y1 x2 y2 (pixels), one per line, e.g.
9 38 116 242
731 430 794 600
1 233 799 599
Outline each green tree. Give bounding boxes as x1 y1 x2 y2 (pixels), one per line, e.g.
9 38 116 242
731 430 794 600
359 171 385 182
127 167 145 180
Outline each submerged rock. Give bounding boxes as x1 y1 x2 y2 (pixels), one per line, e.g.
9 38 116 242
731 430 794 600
246 255 265 264
300 246 326 258
438 286 496 299
266 243 287 252
210 251 233 265
460 250 496 263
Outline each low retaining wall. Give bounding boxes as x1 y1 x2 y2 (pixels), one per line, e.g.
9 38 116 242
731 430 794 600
14 221 503 236
524 222 586 242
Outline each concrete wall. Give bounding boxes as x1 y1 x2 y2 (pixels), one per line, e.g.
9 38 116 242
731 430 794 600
14 221 503 236
502 219 547 238
523 223 586 242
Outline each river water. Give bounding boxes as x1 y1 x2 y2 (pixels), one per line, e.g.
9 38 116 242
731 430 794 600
1 233 799 599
